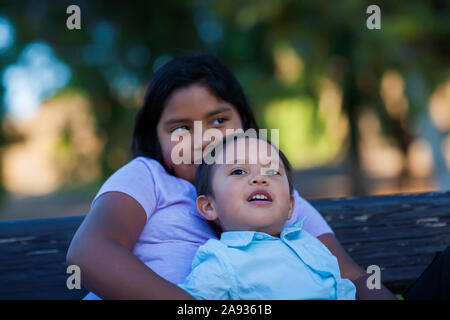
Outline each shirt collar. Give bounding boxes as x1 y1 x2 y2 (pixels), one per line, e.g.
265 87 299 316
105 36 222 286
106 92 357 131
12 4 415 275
220 231 258 247
281 216 306 239
220 217 306 247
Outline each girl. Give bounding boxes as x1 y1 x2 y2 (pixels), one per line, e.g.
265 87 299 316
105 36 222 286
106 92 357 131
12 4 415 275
66 54 396 300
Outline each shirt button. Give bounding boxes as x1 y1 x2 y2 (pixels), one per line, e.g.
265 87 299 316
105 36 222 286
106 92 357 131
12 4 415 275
255 234 263 240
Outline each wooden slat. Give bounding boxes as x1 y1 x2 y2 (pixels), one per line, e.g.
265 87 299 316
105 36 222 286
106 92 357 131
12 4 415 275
311 191 450 294
0 217 88 299
0 191 449 299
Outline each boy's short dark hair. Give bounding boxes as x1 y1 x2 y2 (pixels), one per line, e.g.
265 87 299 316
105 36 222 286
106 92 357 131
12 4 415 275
195 134 294 198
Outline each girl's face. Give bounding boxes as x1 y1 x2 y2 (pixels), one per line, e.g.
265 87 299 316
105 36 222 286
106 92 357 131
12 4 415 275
156 83 244 183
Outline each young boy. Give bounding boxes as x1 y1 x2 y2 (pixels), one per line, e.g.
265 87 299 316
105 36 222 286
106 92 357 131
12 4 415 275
178 134 356 300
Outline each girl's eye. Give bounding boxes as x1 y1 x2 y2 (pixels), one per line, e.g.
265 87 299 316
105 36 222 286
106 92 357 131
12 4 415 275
171 125 189 133
212 118 227 125
230 168 247 175
265 169 280 175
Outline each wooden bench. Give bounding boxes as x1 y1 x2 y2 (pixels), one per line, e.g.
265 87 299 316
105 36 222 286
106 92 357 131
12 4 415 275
1 191 449 299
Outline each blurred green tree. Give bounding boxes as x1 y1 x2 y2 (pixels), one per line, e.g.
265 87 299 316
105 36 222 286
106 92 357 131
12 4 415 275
0 0 448 196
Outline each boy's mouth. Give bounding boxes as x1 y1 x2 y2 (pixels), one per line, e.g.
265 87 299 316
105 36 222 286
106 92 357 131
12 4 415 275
247 190 273 204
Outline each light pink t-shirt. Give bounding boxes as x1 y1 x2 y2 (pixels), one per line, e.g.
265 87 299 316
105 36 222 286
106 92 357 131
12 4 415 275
84 157 333 299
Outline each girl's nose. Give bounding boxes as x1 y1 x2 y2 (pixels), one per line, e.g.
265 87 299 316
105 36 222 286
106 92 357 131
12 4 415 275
191 125 220 151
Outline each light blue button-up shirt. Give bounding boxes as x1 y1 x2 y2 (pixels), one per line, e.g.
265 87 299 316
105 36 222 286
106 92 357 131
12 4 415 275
178 218 356 300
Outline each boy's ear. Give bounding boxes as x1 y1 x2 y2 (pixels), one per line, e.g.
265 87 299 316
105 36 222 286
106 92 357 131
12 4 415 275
196 195 218 221
287 194 295 220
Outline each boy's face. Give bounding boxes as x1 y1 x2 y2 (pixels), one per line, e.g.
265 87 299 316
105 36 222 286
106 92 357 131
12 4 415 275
196 137 294 236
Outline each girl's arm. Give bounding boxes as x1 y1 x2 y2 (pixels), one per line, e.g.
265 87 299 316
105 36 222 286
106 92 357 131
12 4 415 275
66 191 195 300
317 233 397 300
292 192 397 299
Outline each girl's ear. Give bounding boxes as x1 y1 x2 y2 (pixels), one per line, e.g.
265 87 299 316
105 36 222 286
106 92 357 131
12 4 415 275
287 194 295 220
196 195 218 221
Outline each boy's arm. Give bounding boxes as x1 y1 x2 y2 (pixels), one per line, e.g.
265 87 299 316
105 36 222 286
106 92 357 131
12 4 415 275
179 245 234 300
318 233 398 300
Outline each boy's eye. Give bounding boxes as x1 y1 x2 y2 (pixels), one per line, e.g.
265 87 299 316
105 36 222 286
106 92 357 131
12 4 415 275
264 169 280 175
171 125 189 133
212 118 226 125
230 168 247 175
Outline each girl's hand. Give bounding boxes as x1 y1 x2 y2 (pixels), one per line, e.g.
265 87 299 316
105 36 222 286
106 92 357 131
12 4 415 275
317 233 398 300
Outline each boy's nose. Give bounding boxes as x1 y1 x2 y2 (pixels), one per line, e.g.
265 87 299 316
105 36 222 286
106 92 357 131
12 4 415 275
250 174 268 186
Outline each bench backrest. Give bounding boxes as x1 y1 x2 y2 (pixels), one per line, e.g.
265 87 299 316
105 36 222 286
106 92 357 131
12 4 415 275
1 191 449 299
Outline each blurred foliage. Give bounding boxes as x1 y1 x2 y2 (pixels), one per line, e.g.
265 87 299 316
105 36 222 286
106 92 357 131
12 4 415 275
0 0 449 195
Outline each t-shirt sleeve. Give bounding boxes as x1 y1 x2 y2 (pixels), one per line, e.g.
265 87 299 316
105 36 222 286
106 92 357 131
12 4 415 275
178 242 234 300
90 158 158 221
284 189 334 237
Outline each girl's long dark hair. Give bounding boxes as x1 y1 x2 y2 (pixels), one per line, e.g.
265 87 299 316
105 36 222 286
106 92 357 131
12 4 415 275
131 54 259 169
